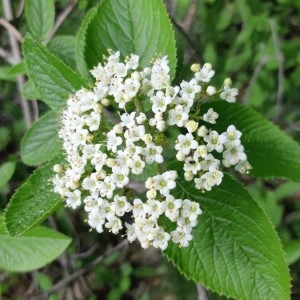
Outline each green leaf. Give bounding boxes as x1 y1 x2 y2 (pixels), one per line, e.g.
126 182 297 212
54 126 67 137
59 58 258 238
0 63 27 82
80 0 177 79
48 35 76 68
75 6 97 81
25 0 55 41
22 80 41 99
5 158 63 236
283 240 300 265
207 101 300 182
23 34 87 111
0 216 71 272
0 161 16 188
165 175 290 300
21 111 61 166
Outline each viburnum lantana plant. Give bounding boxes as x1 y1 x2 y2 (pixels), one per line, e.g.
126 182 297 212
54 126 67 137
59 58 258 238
4 0 299 299
52 51 251 250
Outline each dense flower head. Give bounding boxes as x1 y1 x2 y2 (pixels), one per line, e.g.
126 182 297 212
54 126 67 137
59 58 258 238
53 51 251 250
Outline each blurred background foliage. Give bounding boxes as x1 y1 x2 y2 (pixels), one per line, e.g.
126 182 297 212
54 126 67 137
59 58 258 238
0 0 300 299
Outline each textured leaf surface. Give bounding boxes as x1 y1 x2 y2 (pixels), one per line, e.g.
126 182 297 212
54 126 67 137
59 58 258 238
23 35 86 111
0 161 16 188
21 111 61 166
0 216 71 272
283 240 300 265
22 80 41 99
165 175 290 300
25 0 55 41
75 7 97 81
5 158 63 236
81 0 176 79
207 101 300 181
48 35 76 68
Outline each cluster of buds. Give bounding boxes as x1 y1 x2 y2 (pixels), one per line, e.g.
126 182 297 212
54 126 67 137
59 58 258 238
53 51 251 250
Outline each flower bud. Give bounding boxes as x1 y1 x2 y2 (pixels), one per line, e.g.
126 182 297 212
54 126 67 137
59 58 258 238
203 62 212 70
113 124 123 134
157 120 166 132
53 164 63 174
186 120 198 133
142 133 152 143
184 171 194 181
136 112 146 124
206 86 216 96
197 125 208 137
106 158 116 168
191 63 200 72
101 98 110 107
86 133 94 142
94 103 104 113
146 189 157 199
176 151 186 161
224 78 232 86
70 181 80 189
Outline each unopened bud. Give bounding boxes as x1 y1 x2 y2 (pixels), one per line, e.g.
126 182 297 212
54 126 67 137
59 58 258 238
176 151 186 161
101 98 110 107
53 164 63 174
94 103 104 112
197 125 208 137
191 64 200 72
86 133 94 142
106 158 116 168
184 171 194 181
142 133 152 143
206 86 216 96
224 78 232 86
136 112 146 124
186 120 198 133
156 120 166 132
70 181 80 189
131 71 141 80
203 63 212 70
146 189 157 199
113 124 123 134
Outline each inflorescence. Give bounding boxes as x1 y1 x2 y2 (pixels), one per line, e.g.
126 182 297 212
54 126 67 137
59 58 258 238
52 51 251 250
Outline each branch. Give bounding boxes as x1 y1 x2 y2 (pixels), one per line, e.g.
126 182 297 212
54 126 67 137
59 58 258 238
0 46 14 64
242 52 271 105
46 0 78 42
171 17 201 64
196 284 208 300
0 18 23 43
1 0 37 128
31 240 129 300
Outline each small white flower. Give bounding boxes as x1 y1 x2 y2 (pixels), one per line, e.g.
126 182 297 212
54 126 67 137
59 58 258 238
143 142 164 164
220 85 238 103
168 105 189 127
203 108 219 124
105 215 122 234
204 130 227 153
107 130 123 153
206 85 216 96
162 196 182 221
150 91 172 113
195 63 215 83
223 144 247 166
152 227 170 250
170 227 193 247
65 189 81 209
175 133 198 155
110 195 132 217
128 154 145 174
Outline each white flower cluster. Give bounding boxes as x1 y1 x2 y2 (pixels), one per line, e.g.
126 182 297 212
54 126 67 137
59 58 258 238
53 51 251 250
